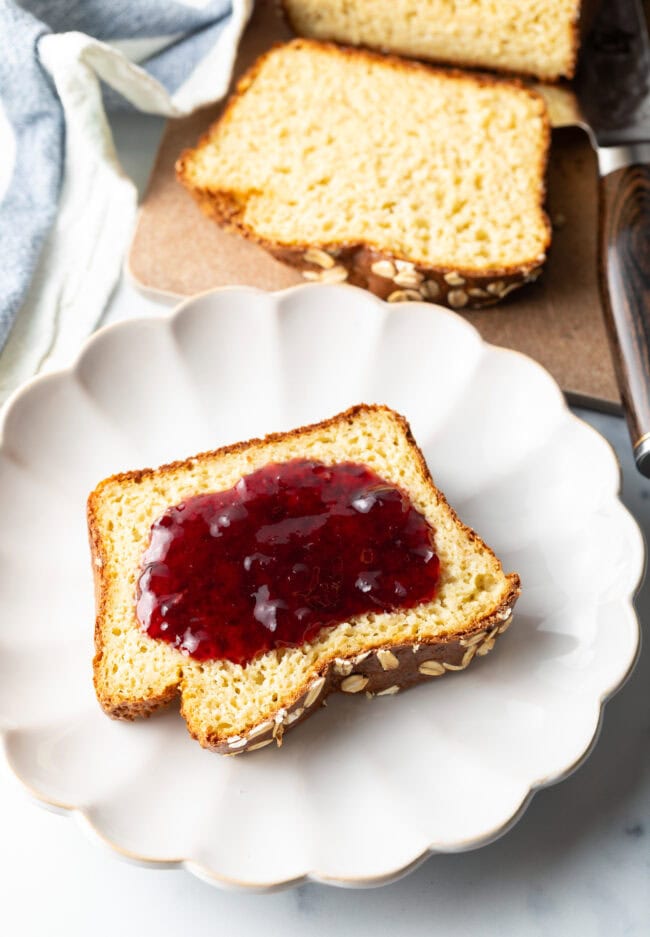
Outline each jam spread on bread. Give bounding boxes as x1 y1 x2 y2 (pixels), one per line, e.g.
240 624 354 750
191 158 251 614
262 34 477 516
136 460 440 664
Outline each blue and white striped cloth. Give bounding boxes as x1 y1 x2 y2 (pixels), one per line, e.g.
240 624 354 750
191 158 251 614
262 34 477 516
0 0 252 401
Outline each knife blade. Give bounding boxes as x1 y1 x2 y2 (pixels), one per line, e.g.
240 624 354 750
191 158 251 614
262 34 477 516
576 0 650 146
574 0 650 476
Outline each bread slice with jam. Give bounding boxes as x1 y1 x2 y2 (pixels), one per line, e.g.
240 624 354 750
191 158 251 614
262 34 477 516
89 405 520 754
176 39 550 311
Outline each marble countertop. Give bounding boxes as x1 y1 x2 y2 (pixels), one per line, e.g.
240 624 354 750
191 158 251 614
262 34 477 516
1 113 648 936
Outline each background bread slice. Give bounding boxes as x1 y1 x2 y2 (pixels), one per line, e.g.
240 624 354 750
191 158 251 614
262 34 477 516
176 39 551 311
282 0 582 81
89 405 520 754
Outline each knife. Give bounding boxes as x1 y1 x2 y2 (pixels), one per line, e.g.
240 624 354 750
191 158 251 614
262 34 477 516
574 0 650 475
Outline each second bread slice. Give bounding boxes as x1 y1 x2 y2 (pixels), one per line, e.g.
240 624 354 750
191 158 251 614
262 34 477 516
177 39 551 310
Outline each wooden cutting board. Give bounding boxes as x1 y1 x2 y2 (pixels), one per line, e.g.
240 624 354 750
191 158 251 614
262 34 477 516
128 0 620 412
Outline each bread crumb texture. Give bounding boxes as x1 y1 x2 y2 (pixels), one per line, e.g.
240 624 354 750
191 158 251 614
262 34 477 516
177 40 550 276
90 405 519 750
283 0 582 80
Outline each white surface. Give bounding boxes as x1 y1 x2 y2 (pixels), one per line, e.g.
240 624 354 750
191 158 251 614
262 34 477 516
0 112 649 934
0 285 641 893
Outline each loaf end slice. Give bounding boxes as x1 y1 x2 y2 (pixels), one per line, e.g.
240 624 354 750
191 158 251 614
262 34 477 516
89 405 520 754
176 39 551 311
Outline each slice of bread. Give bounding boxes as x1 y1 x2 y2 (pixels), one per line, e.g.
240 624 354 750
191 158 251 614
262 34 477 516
176 40 550 311
89 405 520 754
282 0 582 81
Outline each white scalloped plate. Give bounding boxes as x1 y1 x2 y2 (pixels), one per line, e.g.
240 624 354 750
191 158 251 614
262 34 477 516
0 285 643 891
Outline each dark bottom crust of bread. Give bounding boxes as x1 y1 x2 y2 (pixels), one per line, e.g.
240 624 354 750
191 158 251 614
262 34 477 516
197 588 518 754
181 185 547 311
95 578 519 754
272 243 545 310
200 610 511 755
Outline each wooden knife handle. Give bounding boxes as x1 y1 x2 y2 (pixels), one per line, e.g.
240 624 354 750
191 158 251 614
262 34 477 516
599 163 650 476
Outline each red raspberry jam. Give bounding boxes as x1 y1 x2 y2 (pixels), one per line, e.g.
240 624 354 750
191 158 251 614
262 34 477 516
136 460 440 665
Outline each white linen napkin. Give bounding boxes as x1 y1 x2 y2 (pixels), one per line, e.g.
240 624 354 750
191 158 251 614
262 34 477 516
0 0 253 405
